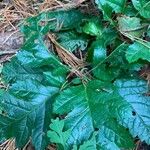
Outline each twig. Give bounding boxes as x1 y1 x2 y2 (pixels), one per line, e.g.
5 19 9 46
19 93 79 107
0 51 17 55
2 30 19 44
48 33 91 80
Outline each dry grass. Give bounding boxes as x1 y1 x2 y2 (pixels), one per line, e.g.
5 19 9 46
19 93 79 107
0 139 17 150
0 0 88 32
0 0 89 61
48 33 90 80
0 0 91 78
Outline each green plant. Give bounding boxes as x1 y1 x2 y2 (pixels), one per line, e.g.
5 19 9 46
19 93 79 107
0 1 150 150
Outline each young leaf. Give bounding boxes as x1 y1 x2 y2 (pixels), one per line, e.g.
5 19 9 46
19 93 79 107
78 134 97 150
56 31 88 52
123 4 138 16
101 27 117 46
47 118 71 150
95 0 113 21
87 39 106 66
93 65 120 82
92 43 130 82
83 21 102 36
126 41 150 63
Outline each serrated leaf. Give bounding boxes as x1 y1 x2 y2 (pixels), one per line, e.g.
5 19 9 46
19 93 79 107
53 80 134 149
97 119 134 150
1 2 150 150
56 31 88 52
0 79 59 150
118 16 145 37
126 41 150 63
17 40 63 68
115 79 150 144
47 118 71 150
2 58 43 83
132 0 150 18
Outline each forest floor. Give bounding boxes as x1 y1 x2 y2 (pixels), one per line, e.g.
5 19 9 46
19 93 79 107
0 1 93 149
0 0 150 150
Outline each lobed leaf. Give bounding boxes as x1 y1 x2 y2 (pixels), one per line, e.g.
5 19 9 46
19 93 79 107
47 118 71 150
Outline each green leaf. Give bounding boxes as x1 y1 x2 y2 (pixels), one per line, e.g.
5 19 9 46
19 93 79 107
0 79 59 150
95 0 112 21
43 71 66 88
95 0 126 20
53 80 134 149
21 9 87 38
1 2 150 150
0 10 71 150
123 4 138 16
0 89 4 114
93 65 120 82
83 21 102 36
53 83 97 146
132 0 150 18
87 39 106 66
47 118 71 150
115 79 150 144
2 58 43 83
97 119 135 150
78 134 97 150
101 27 118 46
17 40 63 68
56 31 88 52
92 43 130 81
118 16 145 37
126 41 150 63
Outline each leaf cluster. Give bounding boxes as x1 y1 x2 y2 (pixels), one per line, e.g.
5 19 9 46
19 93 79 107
0 1 150 150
